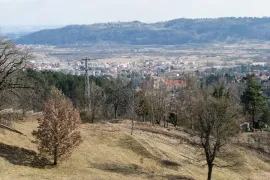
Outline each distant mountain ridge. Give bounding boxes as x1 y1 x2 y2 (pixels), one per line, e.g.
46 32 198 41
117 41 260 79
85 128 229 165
16 17 270 45
0 25 64 40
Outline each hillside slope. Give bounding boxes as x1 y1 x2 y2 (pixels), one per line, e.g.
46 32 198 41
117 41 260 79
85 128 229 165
16 18 270 45
0 117 270 180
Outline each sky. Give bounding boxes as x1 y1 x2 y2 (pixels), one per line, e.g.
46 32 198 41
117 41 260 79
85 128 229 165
0 0 269 25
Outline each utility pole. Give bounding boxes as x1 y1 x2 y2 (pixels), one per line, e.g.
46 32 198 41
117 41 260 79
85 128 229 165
83 57 91 110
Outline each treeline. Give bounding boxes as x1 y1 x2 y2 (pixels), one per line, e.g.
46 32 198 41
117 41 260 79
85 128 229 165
16 69 268 129
25 69 106 108
1 61 269 130
17 17 270 45
23 70 135 121
2 66 269 127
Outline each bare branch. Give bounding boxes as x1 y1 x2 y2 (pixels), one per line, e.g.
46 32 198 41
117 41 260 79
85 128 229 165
0 39 33 92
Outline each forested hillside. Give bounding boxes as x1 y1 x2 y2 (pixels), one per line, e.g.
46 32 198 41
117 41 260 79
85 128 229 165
17 17 270 45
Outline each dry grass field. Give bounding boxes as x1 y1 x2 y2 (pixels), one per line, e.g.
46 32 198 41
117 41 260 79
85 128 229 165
1 117 270 180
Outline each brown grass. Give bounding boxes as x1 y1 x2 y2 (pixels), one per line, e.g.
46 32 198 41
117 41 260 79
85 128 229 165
1 118 270 180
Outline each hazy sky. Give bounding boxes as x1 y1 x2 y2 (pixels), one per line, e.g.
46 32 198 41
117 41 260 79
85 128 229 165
0 0 269 25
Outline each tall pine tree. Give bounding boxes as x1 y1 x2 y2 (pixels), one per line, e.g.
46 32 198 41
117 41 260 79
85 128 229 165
241 74 268 129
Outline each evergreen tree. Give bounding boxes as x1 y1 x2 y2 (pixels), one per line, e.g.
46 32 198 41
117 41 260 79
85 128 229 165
241 74 268 129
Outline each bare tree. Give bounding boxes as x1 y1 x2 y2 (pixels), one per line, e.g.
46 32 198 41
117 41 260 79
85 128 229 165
150 87 168 125
32 88 82 165
88 81 104 123
176 75 199 129
0 39 32 92
128 89 136 135
135 90 150 122
193 86 239 180
105 77 129 119
0 39 33 128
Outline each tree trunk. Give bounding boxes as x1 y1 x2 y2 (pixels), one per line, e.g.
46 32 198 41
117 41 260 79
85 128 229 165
174 115 177 128
114 106 118 119
53 146 58 165
131 119 134 135
163 115 166 128
22 108 26 118
91 111 94 123
252 110 255 129
207 163 213 180
191 117 194 130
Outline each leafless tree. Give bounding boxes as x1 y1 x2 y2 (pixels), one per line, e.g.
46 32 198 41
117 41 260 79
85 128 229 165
151 87 167 125
193 87 239 180
32 88 82 165
134 90 150 122
0 39 32 92
175 75 199 129
128 90 136 135
0 39 33 127
105 77 129 119
88 81 104 123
